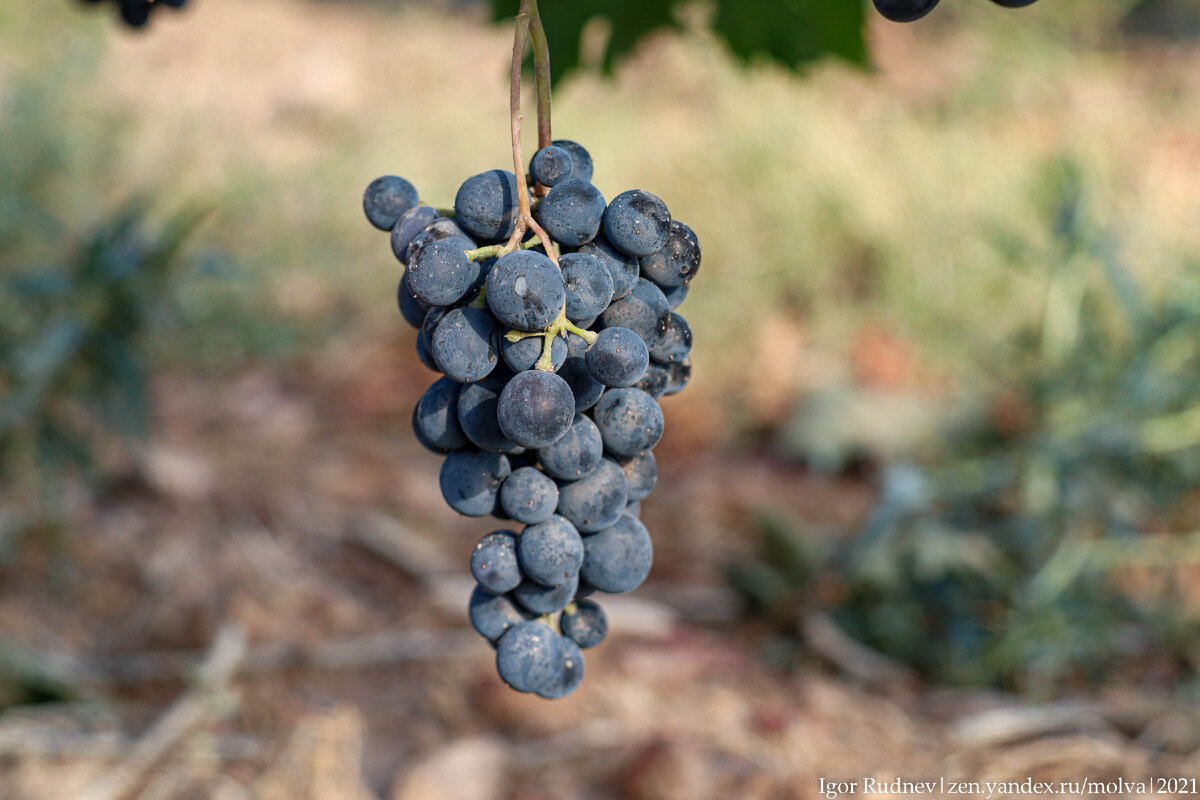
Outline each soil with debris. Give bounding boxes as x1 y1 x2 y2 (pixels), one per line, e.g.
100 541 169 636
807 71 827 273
1 328 1197 800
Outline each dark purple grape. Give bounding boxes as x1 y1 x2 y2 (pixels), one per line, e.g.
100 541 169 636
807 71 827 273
872 0 940 22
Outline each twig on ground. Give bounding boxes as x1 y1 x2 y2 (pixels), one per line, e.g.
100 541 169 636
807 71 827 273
345 511 453 585
800 612 920 691
80 622 247 800
950 702 1119 749
92 629 480 687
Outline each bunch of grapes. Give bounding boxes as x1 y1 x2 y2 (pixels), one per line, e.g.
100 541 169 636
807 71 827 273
873 0 1038 23
76 0 189 29
363 140 695 698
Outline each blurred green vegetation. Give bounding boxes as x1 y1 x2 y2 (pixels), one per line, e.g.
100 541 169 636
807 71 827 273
0 201 202 488
0 54 212 499
3 0 1196 387
489 0 865 85
733 161 1200 693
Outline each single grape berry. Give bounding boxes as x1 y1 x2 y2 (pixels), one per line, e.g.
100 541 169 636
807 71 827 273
662 282 688 310
579 234 639 300
619 450 658 502
634 362 669 399
559 333 606 413
530 145 574 188
471 531 523 595
517 515 585 587
560 599 608 649
415 335 439 372
537 179 606 246
487 250 567 332
430 307 499 383
512 573 579 615
495 621 562 693
439 450 511 517
413 377 468 454
552 139 594 183
390 206 441 265
990 0 1039 6
537 636 585 699
640 220 701 288
598 278 671 348
406 219 475 266
497 370 576 449
592 387 664 458
560 252 614 322
872 0 940 22
457 367 524 454
538 413 604 481
580 512 654 594
420 305 451 353
406 239 476 307
363 175 419 231
118 0 151 28
664 358 691 396
649 312 692 364
469 584 532 643
586 327 650 388
396 278 429 330
455 170 523 241
499 466 559 525
556 457 629 533
603 190 671 257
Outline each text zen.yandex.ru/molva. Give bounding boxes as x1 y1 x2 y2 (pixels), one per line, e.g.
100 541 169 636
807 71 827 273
817 776 1194 799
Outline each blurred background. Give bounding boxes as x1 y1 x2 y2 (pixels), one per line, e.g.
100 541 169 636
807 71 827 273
3 0 1200 797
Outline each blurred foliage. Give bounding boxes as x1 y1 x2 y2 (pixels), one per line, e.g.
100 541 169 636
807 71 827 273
1123 0 1200 38
732 160 1200 694
0 643 80 710
0 66 205 497
484 0 1192 86
0 202 203 491
489 0 865 85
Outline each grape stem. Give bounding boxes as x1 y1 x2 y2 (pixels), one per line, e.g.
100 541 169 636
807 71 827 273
498 0 597 371
506 308 598 372
528 0 553 196
502 2 558 265
464 235 544 263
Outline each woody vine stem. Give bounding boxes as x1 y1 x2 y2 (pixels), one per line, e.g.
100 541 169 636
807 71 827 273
502 0 556 263
501 0 597 370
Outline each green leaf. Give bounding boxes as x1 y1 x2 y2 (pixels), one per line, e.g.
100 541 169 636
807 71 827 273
490 0 679 85
712 0 866 71
490 0 865 85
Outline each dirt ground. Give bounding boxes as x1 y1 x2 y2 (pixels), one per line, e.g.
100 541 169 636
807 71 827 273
1 324 1198 800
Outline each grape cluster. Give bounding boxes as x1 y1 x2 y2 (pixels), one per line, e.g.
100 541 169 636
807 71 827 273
872 0 1038 23
364 140 695 698
76 0 188 29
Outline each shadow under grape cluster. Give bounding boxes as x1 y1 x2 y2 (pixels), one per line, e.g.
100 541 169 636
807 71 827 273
363 140 695 699
76 0 189 29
